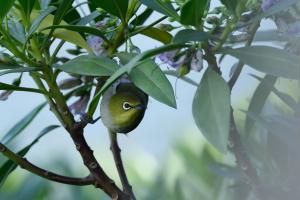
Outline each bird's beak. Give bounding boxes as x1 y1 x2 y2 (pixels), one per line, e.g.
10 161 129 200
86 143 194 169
134 104 147 110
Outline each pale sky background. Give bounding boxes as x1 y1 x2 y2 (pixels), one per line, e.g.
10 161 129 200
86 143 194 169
0 1 276 179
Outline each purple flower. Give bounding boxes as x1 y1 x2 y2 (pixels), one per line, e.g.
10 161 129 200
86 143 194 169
157 50 184 68
261 0 281 12
87 36 106 56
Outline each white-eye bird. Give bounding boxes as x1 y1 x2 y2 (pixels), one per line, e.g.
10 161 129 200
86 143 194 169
100 82 148 133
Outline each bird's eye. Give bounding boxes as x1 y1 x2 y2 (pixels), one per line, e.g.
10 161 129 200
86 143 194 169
122 102 132 110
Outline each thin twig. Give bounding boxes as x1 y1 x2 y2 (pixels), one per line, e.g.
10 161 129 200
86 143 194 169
69 126 129 199
0 143 94 186
228 21 261 90
109 131 136 200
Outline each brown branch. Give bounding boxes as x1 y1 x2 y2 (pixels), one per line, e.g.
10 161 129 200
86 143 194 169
0 143 94 186
203 19 263 198
109 131 136 200
41 68 129 199
69 126 130 200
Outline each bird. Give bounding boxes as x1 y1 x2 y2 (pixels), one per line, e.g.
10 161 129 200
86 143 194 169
100 82 148 134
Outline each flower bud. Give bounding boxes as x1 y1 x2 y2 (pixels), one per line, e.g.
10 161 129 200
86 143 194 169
59 78 82 90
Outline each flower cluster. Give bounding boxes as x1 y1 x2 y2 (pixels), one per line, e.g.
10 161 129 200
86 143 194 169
156 49 203 74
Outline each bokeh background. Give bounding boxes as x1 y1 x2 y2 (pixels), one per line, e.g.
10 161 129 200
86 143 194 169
0 0 298 199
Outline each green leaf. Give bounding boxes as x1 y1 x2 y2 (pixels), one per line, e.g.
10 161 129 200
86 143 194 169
129 59 176 108
221 46 300 79
30 11 90 50
245 112 300 155
18 0 36 17
0 67 40 76
1 103 46 144
8 20 26 44
0 82 49 95
57 55 119 76
192 68 230 153
245 75 277 134
52 0 73 25
180 0 208 27
140 27 172 44
130 8 153 26
164 70 198 87
39 0 51 10
220 0 238 13
0 125 59 187
76 11 100 26
41 25 108 43
0 0 15 23
139 0 179 18
87 43 189 117
209 162 243 181
27 6 57 37
89 0 128 20
173 29 209 43
0 64 20 70
254 30 289 42
250 74 297 111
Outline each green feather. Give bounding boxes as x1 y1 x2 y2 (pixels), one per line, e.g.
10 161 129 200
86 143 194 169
100 83 148 133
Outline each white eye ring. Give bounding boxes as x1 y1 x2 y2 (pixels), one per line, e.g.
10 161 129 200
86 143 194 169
122 102 132 110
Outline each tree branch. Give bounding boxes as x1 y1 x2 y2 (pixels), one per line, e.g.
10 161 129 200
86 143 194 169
203 19 263 199
0 143 94 186
69 126 130 200
109 131 136 200
228 21 261 89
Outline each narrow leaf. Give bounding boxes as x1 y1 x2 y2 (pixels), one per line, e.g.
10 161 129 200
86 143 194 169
53 0 73 25
89 0 128 20
139 0 179 18
192 68 230 152
173 29 209 43
250 74 297 110
76 11 100 26
0 0 15 23
27 6 57 37
1 103 46 144
140 27 172 44
30 11 90 50
0 67 40 76
41 25 108 43
220 0 238 13
130 8 153 26
129 59 176 108
57 55 118 76
0 82 49 95
8 20 26 44
221 46 300 79
18 0 36 17
245 75 277 133
164 70 198 87
180 0 208 27
0 125 59 187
